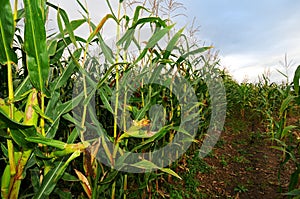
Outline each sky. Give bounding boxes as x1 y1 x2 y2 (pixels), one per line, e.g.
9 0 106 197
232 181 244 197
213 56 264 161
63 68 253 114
45 0 300 83
180 0 300 83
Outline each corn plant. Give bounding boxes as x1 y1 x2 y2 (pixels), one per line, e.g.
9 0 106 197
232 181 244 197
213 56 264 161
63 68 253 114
267 65 300 197
0 0 216 198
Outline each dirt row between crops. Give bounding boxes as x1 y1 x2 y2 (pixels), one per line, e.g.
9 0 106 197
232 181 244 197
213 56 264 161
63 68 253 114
196 118 296 198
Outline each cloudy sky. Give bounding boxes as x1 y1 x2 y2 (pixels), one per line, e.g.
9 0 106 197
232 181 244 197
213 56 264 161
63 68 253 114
180 0 300 83
46 0 300 83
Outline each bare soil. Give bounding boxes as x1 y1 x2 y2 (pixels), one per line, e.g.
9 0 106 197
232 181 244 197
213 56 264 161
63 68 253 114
194 117 296 198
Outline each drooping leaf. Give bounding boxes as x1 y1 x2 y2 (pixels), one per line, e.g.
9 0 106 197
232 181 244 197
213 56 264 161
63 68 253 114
0 108 39 148
176 46 212 63
87 14 117 44
279 95 295 116
0 98 24 122
131 159 181 179
132 6 150 25
47 2 77 47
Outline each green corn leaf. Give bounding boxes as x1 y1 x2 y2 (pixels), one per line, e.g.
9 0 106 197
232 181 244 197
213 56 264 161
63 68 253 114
0 143 8 157
0 108 39 147
32 105 53 123
0 98 24 122
132 160 182 179
134 24 174 63
46 93 83 138
279 95 295 116
16 8 25 22
24 0 49 93
50 36 86 64
1 165 11 199
284 189 300 196
133 17 167 29
25 136 66 150
135 101 151 120
49 3 77 47
47 39 58 57
131 126 171 151
117 17 168 50
99 170 119 185
76 0 88 14
97 34 114 64
14 76 32 101
0 0 17 65
67 128 79 144
293 65 300 94
160 168 182 180
31 169 40 193
280 125 297 139
47 3 86 36
116 28 135 50
131 159 159 171
33 151 81 199
176 46 212 63
51 48 82 91
61 172 79 182
289 169 300 192
54 188 72 199
132 6 150 25
99 87 114 114
163 27 184 59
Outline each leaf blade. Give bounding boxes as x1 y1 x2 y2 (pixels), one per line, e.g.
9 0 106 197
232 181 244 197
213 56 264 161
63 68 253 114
24 0 49 92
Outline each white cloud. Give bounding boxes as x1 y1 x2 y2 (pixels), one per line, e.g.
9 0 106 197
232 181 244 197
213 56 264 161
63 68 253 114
179 0 300 83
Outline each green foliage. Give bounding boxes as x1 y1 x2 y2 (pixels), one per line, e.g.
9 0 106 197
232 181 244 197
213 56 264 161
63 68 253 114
0 0 298 198
0 0 215 198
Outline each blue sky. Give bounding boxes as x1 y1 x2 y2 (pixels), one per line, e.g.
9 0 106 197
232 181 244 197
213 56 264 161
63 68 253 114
46 0 300 83
180 0 300 82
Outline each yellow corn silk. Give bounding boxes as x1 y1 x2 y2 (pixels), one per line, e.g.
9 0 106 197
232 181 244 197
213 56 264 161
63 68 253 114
133 118 150 127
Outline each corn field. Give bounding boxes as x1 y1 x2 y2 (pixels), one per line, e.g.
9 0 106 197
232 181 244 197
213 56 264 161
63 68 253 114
0 0 299 198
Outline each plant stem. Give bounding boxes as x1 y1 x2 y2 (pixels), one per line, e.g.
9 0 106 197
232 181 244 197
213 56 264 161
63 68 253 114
7 60 16 176
112 2 122 199
40 93 45 137
13 0 18 28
